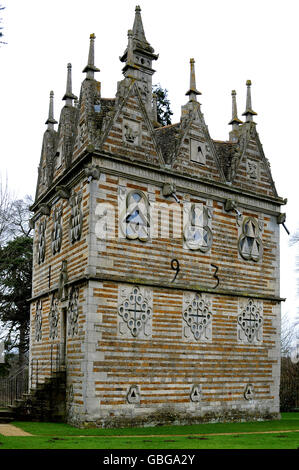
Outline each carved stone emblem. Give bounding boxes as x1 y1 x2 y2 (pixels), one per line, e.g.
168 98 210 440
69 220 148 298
247 159 259 180
37 219 46 264
238 299 263 344
69 190 83 243
190 139 207 164
238 217 263 262
51 206 63 255
190 384 202 403
126 385 140 404
118 285 152 338
67 287 79 337
123 119 140 145
49 293 59 340
35 300 43 342
183 293 213 342
244 383 255 400
183 203 213 252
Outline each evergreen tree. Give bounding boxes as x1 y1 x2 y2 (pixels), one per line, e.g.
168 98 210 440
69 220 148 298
153 84 173 126
0 236 33 366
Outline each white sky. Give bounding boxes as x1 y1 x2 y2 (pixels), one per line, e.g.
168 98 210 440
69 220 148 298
0 0 298 322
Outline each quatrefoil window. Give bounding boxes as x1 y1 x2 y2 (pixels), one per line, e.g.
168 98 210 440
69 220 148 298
238 299 263 344
183 293 213 341
238 217 262 262
118 286 152 338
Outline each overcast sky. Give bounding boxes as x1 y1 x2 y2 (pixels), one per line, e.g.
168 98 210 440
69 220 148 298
0 0 298 322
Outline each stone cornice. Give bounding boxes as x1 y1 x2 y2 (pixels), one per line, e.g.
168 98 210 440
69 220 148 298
29 273 285 304
31 147 286 218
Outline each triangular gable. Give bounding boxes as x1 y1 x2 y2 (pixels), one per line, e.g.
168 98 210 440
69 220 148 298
35 129 57 200
171 103 226 182
232 123 278 198
99 79 165 167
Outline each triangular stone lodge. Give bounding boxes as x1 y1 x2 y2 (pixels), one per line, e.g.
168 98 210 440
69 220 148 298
29 5 286 427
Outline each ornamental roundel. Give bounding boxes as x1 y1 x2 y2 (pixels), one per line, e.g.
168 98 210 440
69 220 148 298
183 203 213 252
238 299 263 344
118 285 153 338
238 217 262 262
182 293 213 342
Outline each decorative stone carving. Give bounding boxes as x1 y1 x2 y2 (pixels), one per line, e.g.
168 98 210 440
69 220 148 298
120 190 150 241
69 189 83 243
247 159 259 180
190 139 207 164
35 300 42 342
118 285 153 338
58 260 68 300
49 293 59 340
183 203 213 252
39 203 50 216
56 185 70 200
51 206 63 255
126 385 141 404
238 299 263 344
67 287 79 336
244 383 255 400
123 119 140 145
84 164 101 181
238 217 263 262
37 219 46 264
182 293 213 342
190 384 202 403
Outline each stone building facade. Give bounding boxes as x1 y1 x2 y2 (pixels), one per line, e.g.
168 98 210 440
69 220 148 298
29 6 286 427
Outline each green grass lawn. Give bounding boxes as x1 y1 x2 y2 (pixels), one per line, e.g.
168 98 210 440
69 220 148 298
0 412 298 449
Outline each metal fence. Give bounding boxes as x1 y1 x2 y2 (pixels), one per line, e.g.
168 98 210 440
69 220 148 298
0 343 64 407
0 366 29 407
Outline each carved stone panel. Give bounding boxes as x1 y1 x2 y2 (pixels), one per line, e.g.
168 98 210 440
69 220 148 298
126 385 141 404
37 219 46 264
69 190 83 243
182 293 213 342
67 287 79 337
190 139 207 164
247 159 259 180
118 285 153 339
183 203 213 252
238 217 263 262
49 293 59 340
123 119 140 146
51 206 63 255
238 299 263 344
244 383 255 400
35 300 43 342
190 384 202 403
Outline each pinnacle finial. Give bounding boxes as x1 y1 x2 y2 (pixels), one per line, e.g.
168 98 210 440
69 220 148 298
229 89 243 128
45 91 58 129
185 58 201 101
242 79 257 122
82 33 100 79
62 63 78 106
